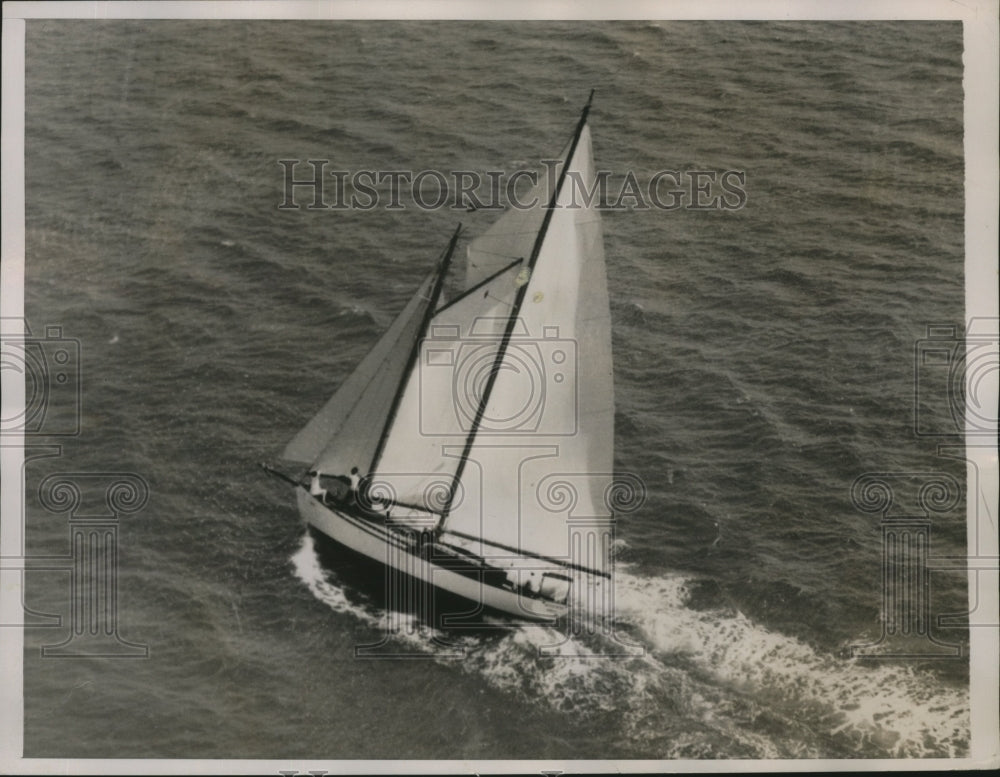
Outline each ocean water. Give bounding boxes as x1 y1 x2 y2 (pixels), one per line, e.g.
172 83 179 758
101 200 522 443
20 20 969 759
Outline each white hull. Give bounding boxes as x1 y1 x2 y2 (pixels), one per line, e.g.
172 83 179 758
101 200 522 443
296 489 567 622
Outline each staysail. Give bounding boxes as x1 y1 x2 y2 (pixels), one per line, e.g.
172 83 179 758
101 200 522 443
282 274 436 476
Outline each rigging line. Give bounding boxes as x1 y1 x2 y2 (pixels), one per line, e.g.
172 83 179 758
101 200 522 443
433 256 524 316
442 90 595 522
482 292 515 308
357 493 443 518
259 462 301 488
470 248 523 260
442 528 612 579
367 223 462 476
473 230 540 243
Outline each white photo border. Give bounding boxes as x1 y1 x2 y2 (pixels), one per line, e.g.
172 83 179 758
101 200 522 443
2 1 997 773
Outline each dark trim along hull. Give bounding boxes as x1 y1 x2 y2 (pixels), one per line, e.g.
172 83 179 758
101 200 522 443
297 488 568 622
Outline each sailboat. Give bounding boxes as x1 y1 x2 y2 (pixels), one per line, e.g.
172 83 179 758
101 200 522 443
271 94 615 623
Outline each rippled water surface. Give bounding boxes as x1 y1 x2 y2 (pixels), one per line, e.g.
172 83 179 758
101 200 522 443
23 20 967 759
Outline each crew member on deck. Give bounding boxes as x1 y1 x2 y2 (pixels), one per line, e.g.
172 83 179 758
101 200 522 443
309 471 328 504
349 467 360 497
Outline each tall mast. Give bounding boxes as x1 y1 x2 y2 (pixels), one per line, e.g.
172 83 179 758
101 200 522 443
441 92 595 521
367 223 462 476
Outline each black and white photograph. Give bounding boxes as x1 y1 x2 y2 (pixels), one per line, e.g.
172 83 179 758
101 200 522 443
1 0 997 772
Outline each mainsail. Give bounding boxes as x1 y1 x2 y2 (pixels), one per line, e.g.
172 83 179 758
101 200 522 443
436 123 614 569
